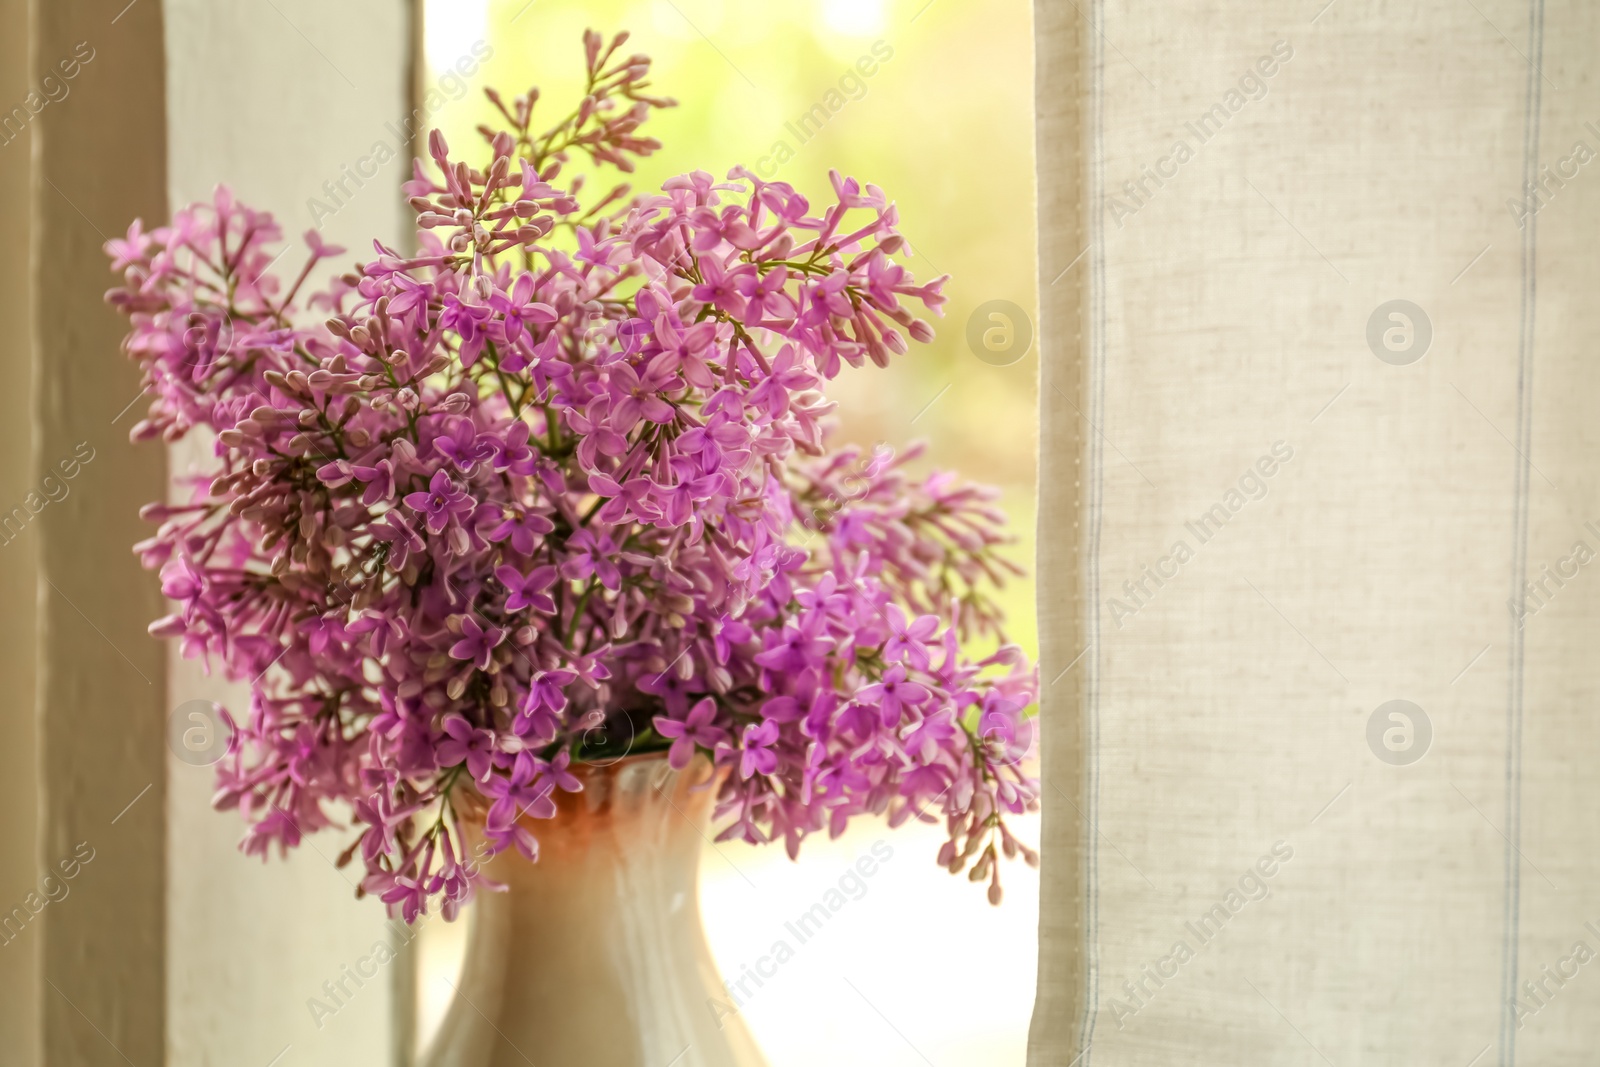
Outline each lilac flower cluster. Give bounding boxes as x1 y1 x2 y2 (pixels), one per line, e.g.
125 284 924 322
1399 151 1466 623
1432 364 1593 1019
107 31 1038 921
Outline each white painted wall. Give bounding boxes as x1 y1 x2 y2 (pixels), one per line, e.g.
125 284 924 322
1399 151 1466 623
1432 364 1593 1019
162 3 413 1063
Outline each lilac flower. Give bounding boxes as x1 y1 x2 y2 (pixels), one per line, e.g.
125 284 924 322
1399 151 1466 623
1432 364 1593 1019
351 457 396 505
440 292 493 368
437 715 497 781
735 265 794 321
525 669 575 715
303 228 346 261
380 876 429 924
902 706 959 763
710 613 752 664
496 565 557 614
588 472 661 525
739 720 780 779
448 617 506 671
370 511 424 570
482 757 556 835
159 556 205 618
433 417 493 472
108 29 1035 925
603 360 677 434
753 614 831 674
534 749 584 797
883 604 940 670
404 470 474 534
106 219 147 271
298 613 347 657
490 273 558 347
653 697 728 770
347 610 406 659
690 253 752 317
353 792 411 866
433 836 475 921
566 397 629 467
487 506 554 555
635 666 695 717
560 529 621 590
650 320 719 390
484 421 537 474
514 700 562 747
857 665 932 728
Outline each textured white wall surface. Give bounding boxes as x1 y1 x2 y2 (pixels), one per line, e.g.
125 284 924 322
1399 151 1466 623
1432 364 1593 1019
163 3 412 1063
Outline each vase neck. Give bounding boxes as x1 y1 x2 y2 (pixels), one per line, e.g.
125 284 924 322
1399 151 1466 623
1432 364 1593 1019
422 756 767 1067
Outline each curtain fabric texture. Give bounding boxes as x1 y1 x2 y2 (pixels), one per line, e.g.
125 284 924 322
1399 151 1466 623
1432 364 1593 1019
1030 2 1600 1064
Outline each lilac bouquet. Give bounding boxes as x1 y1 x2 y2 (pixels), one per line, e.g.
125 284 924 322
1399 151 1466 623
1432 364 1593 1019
107 31 1038 921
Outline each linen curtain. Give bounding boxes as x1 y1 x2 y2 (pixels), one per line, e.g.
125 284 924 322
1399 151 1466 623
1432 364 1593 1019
1030 2 1600 1064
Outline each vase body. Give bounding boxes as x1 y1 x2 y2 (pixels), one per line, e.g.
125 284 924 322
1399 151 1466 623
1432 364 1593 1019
421 754 768 1067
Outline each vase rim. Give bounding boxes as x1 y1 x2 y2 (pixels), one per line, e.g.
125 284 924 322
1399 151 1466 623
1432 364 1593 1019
454 750 715 828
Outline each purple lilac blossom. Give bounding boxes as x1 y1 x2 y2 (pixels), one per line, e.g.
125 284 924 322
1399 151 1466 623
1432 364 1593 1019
107 30 1039 921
